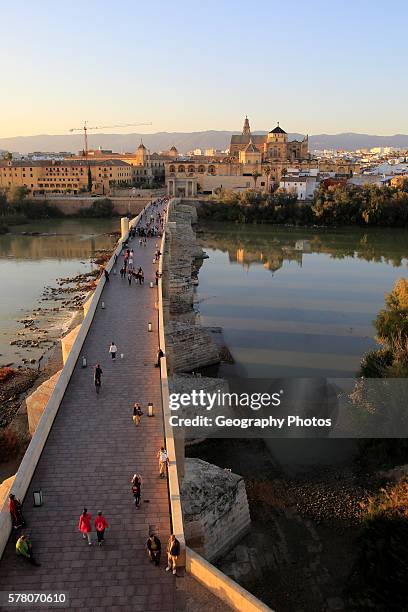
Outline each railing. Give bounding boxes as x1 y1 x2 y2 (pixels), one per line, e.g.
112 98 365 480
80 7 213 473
157 198 186 567
0 203 153 560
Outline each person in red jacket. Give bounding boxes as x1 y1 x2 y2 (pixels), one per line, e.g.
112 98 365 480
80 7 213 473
78 508 92 546
94 511 109 546
8 493 25 529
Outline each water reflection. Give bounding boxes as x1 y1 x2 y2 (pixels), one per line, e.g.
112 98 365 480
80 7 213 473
201 224 408 272
197 224 408 379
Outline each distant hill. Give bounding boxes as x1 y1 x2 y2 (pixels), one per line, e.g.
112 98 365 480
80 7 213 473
1 131 408 155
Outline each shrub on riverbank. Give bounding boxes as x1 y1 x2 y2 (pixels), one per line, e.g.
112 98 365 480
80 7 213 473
359 279 408 378
199 181 408 227
78 198 116 218
13 198 65 219
348 479 408 609
1 189 64 220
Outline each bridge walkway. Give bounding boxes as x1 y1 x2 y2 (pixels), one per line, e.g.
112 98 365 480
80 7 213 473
0 218 175 611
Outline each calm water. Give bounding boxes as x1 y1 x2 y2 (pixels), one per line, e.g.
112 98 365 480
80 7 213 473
197 224 408 378
0 218 118 365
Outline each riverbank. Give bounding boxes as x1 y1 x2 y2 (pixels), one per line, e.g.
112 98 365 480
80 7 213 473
198 181 408 228
185 437 380 611
0 219 120 482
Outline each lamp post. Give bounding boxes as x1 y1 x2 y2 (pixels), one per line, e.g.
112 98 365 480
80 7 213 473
33 489 43 507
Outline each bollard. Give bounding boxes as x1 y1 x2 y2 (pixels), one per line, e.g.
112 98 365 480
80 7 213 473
148 322 152 332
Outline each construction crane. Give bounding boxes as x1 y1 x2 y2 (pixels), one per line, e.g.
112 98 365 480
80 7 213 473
69 121 152 157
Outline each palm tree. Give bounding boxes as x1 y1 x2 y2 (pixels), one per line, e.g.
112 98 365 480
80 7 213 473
263 165 271 193
252 170 261 190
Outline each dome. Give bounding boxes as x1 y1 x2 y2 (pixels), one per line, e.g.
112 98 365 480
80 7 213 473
269 124 287 134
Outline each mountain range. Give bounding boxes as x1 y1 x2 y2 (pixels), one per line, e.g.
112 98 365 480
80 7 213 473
1 131 408 155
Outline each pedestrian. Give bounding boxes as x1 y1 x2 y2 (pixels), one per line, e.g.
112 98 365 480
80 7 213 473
166 534 180 575
128 257 133 271
155 270 160 286
132 403 143 426
128 272 132 286
16 534 40 566
104 269 110 282
94 511 109 546
157 447 169 479
8 493 25 529
131 473 142 508
109 342 117 360
78 508 92 545
138 267 144 285
155 347 164 368
94 363 103 394
147 534 161 566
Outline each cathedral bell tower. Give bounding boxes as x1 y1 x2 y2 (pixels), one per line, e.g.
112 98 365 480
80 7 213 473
242 115 251 136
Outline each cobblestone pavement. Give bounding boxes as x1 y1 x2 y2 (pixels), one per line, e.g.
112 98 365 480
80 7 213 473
0 218 176 611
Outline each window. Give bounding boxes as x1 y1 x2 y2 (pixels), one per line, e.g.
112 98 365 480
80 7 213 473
178 165 185 173
169 165 175 173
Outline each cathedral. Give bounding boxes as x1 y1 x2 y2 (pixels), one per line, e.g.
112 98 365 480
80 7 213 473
229 116 309 163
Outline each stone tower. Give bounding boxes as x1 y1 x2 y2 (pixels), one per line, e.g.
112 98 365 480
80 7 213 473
242 115 251 136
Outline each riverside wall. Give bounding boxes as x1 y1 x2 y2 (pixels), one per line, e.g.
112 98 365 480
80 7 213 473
38 196 149 216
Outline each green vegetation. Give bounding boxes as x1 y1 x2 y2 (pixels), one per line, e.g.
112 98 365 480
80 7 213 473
78 198 115 218
348 479 408 610
198 180 408 227
0 188 64 231
87 165 92 192
360 279 408 378
0 189 118 230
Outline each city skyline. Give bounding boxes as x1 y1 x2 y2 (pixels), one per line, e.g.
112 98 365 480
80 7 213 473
1 0 408 138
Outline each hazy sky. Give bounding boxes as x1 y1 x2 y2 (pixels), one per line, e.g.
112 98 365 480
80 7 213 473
1 0 407 138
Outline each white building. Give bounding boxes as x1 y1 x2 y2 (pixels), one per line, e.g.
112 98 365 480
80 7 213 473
279 169 319 200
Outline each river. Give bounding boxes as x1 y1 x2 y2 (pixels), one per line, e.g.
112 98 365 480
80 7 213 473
196 224 408 470
0 218 118 366
197 223 408 378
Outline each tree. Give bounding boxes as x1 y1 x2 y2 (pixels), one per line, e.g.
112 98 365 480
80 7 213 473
87 165 92 192
0 192 8 216
10 185 29 203
263 165 271 193
375 278 408 346
252 170 261 190
2 152 12 161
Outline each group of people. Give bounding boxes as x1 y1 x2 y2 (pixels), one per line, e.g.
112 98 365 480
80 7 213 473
78 509 109 546
119 247 145 286
8 494 40 566
146 533 180 574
